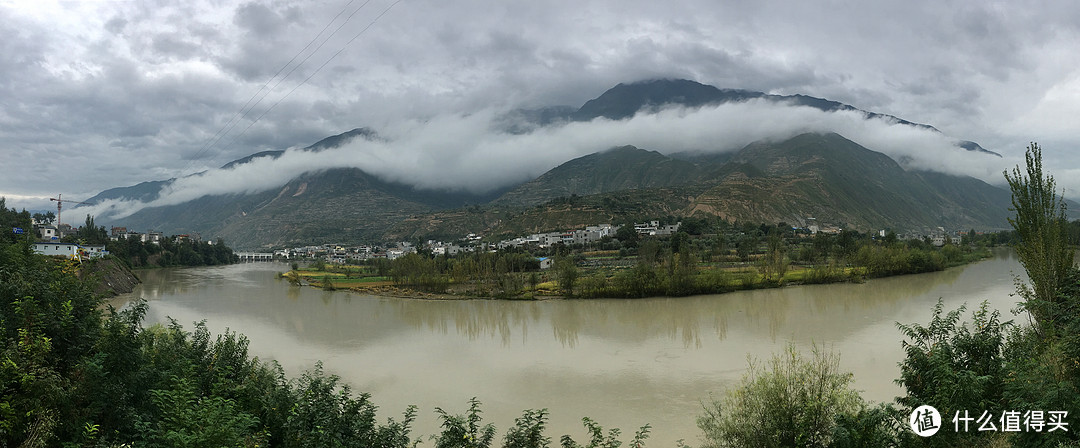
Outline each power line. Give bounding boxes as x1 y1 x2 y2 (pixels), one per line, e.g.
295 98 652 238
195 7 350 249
181 0 370 173
218 0 405 155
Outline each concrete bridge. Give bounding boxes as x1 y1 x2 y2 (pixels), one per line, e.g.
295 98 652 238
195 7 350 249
237 252 274 262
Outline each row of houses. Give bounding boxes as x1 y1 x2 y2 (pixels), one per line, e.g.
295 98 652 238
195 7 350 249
272 220 687 264
31 221 176 245
275 243 423 263
110 227 167 243
633 221 682 236
35 223 73 240
497 224 617 249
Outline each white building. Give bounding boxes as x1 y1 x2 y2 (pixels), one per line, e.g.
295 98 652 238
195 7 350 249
33 242 78 258
37 226 58 240
634 221 660 235
32 242 108 260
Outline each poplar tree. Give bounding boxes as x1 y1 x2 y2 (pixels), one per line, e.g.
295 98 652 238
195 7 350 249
1004 142 1074 329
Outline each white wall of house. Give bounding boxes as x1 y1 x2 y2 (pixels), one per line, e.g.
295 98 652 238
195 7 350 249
33 242 78 257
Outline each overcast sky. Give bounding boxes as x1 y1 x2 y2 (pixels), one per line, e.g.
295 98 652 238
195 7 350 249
2 0 1080 213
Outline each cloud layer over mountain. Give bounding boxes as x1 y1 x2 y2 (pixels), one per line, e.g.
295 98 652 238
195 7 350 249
76 100 1011 220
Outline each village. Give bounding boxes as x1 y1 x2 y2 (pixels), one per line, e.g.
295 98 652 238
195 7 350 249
22 208 981 267
255 218 977 266
27 216 209 262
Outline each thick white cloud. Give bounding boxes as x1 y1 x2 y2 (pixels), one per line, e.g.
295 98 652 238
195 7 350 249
74 101 1012 221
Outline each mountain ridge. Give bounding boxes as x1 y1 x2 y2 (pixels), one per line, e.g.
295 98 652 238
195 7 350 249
563 79 1000 157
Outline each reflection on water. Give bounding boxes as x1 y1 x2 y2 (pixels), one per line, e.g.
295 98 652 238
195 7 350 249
113 249 1025 445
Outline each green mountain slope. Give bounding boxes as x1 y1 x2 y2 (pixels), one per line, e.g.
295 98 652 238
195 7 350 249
386 188 696 242
212 168 441 248
494 145 707 206
388 133 1014 241
688 133 941 228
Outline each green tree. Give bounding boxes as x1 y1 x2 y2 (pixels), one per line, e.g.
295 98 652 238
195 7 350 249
883 231 898 246
504 409 550 448
669 231 691 255
735 234 756 263
895 300 1010 447
433 397 495 448
1004 142 1075 330
555 257 579 297
76 214 109 245
614 225 640 249
559 418 650 448
697 345 873 448
835 230 858 259
0 198 32 244
756 234 788 282
666 250 696 296
141 376 261 447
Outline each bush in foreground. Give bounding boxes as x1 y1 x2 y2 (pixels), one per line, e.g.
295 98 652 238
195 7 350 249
697 345 899 448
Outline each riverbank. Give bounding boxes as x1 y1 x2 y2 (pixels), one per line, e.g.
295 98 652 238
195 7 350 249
284 245 994 300
78 257 141 297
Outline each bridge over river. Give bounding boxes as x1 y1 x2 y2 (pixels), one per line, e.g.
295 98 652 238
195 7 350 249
236 252 273 261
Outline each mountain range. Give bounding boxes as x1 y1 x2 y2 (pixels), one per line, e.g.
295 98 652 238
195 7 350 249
80 79 1013 248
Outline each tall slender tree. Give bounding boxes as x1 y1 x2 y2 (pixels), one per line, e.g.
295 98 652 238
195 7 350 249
1004 142 1074 329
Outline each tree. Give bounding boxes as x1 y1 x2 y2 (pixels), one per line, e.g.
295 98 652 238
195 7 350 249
555 257 579 297
0 198 31 244
697 345 871 448
756 234 788 282
638 239 660 265
503 409 550 448
433 398 495 448
735 234 756 262
32 211 55 226
669 231 691 254
614 224 640 249
835 230 857 259
883 231 898 246
76 214 108 245
1004 142 1074 329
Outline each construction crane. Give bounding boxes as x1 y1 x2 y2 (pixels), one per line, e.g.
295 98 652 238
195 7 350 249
49 194 93 227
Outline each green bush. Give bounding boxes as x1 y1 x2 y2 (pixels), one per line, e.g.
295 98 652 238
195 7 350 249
697 345 870 448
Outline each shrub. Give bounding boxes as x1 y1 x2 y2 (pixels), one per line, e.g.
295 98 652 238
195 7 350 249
697 345 866 448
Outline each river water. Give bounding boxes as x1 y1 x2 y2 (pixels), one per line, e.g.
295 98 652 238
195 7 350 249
112 249 1026 445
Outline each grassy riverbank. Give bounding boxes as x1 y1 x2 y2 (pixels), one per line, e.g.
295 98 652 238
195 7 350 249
284 242 993 300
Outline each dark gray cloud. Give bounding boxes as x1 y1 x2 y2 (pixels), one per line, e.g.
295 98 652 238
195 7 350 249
1 0 1079 214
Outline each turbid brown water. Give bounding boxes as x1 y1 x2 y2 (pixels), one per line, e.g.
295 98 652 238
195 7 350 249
112 248 1025 445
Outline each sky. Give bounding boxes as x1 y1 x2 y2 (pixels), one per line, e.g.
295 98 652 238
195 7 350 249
2 0 1080 216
